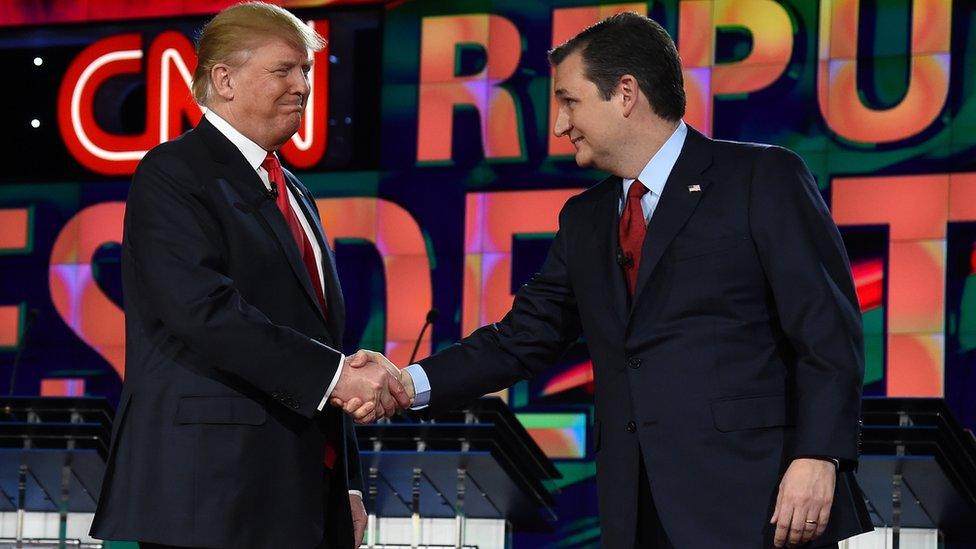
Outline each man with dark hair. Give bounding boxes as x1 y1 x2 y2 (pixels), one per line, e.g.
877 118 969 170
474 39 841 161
548 11 686 122
343 11 872 548
90 3 409 548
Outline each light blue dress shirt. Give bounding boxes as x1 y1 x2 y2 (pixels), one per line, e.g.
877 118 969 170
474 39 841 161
406 122 688 408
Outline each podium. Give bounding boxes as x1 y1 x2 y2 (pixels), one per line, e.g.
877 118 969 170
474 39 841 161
0 397 112 547
849 398 976 549
354 398 561 548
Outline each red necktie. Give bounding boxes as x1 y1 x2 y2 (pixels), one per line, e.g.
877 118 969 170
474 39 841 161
619 180 649 297
262 152 329 316
262 152 337 468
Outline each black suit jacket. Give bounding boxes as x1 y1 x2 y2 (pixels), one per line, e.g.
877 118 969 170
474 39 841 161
419 127 873 548
90 118 361 549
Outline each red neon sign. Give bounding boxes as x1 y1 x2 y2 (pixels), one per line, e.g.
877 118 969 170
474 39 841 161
57 21 330 175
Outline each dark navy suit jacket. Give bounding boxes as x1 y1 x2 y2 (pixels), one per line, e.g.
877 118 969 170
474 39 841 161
91 118 361 549
419 127 873 548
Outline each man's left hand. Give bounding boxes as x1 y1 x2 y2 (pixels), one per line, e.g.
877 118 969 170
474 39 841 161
350 493 367 548
770 457 836 547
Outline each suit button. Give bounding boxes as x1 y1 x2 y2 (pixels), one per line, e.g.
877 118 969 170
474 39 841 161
628 357 642 369
626 421 637 433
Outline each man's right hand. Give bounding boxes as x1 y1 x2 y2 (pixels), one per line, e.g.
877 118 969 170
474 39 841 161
331 350 415 423
330 352 411 423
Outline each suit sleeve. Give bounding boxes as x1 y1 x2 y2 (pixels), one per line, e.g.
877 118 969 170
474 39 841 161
125 149 341 418
749 146 864 470
418 202 584 411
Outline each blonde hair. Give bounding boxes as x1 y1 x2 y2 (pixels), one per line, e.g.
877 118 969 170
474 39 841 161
192 2 326 105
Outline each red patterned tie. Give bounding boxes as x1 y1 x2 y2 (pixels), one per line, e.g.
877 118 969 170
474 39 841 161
262 152 329 316
619 180 649 297
262 152 337 468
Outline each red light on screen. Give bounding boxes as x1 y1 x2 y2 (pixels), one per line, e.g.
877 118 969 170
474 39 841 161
1 209 30 349
542 361 594 397
0 209 29 249
851 259 883 312
525 429 583 460
0 307 20 348
41 378 86 397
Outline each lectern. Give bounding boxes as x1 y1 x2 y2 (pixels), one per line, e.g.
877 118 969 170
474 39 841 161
0 397 112 548
850 398 976 549
354 397 561 548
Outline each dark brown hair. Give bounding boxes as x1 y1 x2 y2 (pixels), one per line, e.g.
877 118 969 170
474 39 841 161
549 12 685 121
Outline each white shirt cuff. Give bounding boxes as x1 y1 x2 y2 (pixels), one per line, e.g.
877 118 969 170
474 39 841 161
348 490 363 499
317 353 345 411
404 363 431 409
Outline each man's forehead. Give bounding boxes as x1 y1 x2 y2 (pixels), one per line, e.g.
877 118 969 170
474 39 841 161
554 52 585 77
553 61 587 96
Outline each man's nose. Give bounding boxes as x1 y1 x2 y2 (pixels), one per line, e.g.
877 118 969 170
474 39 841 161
293 70 310 97
553 108 571 137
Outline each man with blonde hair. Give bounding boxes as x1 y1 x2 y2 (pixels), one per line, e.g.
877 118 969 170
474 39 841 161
90 3 408 548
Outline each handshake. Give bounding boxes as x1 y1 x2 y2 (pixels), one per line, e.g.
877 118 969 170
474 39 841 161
329 350 416 423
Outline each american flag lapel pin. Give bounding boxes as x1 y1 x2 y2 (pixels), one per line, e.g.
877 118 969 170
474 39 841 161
688 184 701 193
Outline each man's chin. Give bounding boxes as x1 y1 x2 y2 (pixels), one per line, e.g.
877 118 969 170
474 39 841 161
574 153 593 168
269 124 301 149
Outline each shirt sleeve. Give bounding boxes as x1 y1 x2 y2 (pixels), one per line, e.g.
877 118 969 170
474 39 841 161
317 353 345 410
403 363 431 409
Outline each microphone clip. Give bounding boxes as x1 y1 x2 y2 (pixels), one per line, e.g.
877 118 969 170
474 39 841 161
616 248 634 269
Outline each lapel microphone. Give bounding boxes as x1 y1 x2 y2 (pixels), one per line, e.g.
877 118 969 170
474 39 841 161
265 183 279 200
616 247 634 269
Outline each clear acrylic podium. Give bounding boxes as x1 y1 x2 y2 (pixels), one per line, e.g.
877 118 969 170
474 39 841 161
353 398 561 548
846 398 976 549
0 397 112 548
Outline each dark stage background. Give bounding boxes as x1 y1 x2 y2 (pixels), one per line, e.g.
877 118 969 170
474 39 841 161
0 0 973 546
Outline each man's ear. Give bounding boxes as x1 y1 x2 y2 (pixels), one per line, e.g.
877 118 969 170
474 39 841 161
211 64 234 101
618 74 639 117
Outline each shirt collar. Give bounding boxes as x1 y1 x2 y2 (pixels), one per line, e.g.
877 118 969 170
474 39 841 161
204 110 271 171
622 120 688 197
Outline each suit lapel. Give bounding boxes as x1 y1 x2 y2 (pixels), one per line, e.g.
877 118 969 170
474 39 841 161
254 194 329 324
629 128 713 316
195 118 328 326
287 177 345 339
589 177 628 327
